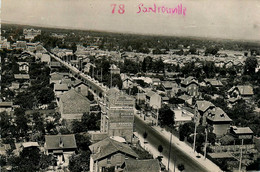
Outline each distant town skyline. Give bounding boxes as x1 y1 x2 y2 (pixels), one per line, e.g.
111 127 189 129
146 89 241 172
1 0 260 41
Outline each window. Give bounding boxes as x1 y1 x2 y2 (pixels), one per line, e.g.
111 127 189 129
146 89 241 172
107 156 111 164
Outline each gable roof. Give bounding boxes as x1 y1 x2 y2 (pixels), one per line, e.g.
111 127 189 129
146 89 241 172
60 89 90 114
45 134 77 150
204 79 223 87
146 91 156 98
228 85 254 96
207 107 232 122
196 100 215 112
123 159 160 172
162 81 173 89
89 137 138 161
181 76 198 86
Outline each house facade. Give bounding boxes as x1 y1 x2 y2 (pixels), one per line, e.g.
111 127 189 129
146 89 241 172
181 76 199 97
89 137 138 172
44 134 77 167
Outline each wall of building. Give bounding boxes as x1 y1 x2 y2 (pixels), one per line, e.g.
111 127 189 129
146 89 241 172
213 123 230 137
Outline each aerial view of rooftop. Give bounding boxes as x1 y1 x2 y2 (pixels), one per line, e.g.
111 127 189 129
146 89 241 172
0 0 260 172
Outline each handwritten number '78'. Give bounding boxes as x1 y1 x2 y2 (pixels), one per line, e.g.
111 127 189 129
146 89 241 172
111 4 125 14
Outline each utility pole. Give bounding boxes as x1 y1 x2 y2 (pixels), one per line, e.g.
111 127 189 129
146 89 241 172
156 107 159 126
193 118 198 152
204 127 208 159
238 139 244 172
167 127 173 171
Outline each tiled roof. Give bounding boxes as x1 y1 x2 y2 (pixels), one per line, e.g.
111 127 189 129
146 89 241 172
123 159 160 172
207 107 232 122
45 134 77 150
162 81 173 89
196 100 215 112
54 84 69 91
181 76 198 86
14 74 30 80
232 127 253 134
228 85 254 96
89 137 138 161
179 94 192 101
22 142 39 148
204 79 223 87
72 79 84 87
0 102 13 107
60 89 90 114
146 91 156 98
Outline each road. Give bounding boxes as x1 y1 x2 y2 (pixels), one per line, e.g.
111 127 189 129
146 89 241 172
134 116 209 172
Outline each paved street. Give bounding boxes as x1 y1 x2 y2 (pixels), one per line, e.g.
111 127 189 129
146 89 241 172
134 115 221 172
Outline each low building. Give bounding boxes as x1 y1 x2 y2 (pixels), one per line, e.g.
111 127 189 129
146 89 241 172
0 102 13 114
174 109 193 127
44 134 77 166
227 85 254 100
181 76 199 97
204 78 223 88
206 107 232 137
17 62 29 73
54 84 69 98
146 91 161 109
152 78 161 87
72 80 89 97
89 137 138 172
230 126 254 140
195 100 215 125
14 142 39 156
41 53 51 64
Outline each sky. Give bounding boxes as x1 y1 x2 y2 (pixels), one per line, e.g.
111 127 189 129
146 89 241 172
1 0 260 41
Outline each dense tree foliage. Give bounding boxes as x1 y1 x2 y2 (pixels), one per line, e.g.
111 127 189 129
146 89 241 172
158 105 175 127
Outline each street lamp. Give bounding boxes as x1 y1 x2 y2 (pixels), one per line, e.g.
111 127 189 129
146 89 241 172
193 111 199 152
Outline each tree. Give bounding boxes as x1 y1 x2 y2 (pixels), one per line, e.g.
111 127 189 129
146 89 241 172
14 108 29 138
0 112 12 138
179 122 195 141
177 164 185 172
244 56 258 75
152 58 164 73
37 87 54 104
189 47 197 55
69 151 91 172
81 112 101 131
32 112 45 134
158 105 175 127
71 42 77 53
158 145 163 155
38 154 55 170
75 133 91 151
13 147 41 172
71 120 84 133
